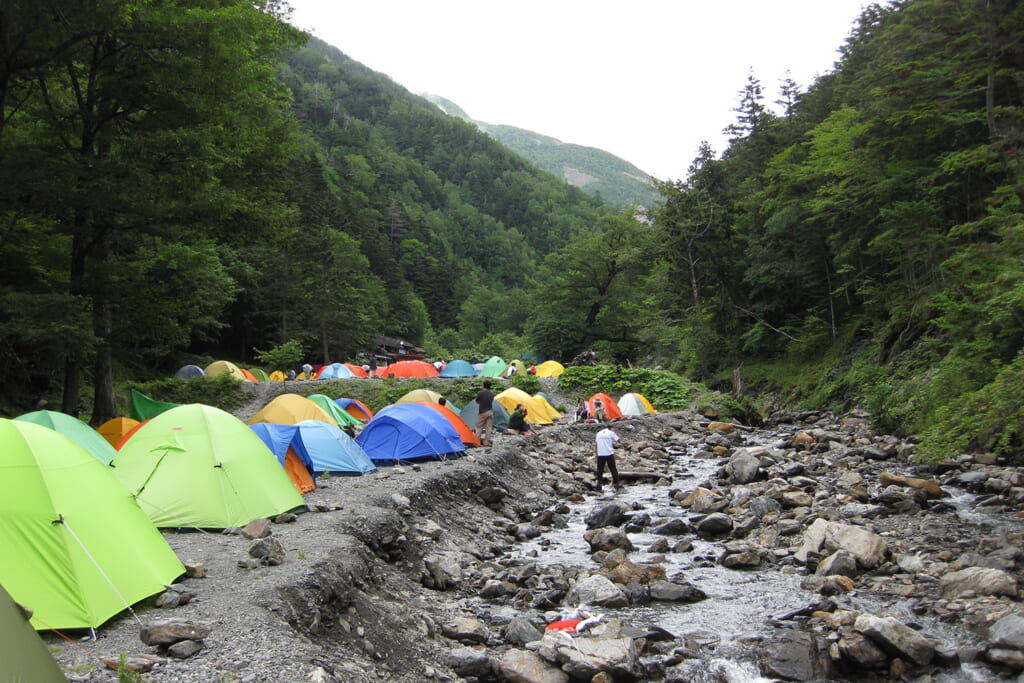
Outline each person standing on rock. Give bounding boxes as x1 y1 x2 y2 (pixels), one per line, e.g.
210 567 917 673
475 379 495 446
595 426 620 491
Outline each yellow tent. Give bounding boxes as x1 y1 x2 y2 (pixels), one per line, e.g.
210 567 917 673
532 394 563 421
205 360 248 381
494 388 554 425
535 360 565 378
269 370 286 382
246 394 337 427
396 389 444 405
618 392 657 416
97 416 140 448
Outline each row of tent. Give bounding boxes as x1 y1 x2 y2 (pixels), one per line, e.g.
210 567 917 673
175 358 569 382
0 385 654 639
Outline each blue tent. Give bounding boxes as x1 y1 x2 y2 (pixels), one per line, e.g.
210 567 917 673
293 421 376 475
249 423 302 467
439 360 477 378
174 364 205 379
460 398 511 432
356 404 465 464
317 363 356 380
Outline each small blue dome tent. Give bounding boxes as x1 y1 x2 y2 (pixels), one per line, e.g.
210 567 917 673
438 360 477 378
317 363 356 380
174 364 205 379
356 404 465 464
292 421 376 475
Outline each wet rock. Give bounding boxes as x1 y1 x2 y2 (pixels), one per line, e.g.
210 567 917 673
719 544 761 568
585 502 628 529
248 536 286 566
603 557 665 586
499 648 568 683
707 422 735 434
648 580 706 603
651 518 689 535
879 472 944 498
760 629 835 681
749 496 782 517
441 617 490 644
696 512 732 537
796 519 888 570
241 518 272 539
567 574 629 608
139 619 212 646
552 634 640 680
939 567 1017 598
479 579 511 599
801 574 854 596
504 617 542 645
854 614 934 666
724 449 761 484
583 527 634 553
989 614 1024 651
838 631 890 670
815 550 859 578
444 646 494 677
648 537 669 553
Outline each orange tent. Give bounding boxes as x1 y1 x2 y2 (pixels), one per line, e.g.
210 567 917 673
239 368 258 382
382 360 439 378
588 393 624 420
416 403 480 447
114 419 149 450
345 363 368 378
337 398 374 421
97 416 140 448
283 446 315 494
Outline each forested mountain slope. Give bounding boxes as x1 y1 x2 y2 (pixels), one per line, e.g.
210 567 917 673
425 94 659 210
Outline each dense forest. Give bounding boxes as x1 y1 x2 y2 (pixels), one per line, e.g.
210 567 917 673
1 0 1022 459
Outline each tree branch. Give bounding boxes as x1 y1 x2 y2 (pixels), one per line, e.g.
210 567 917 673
734 305 803 343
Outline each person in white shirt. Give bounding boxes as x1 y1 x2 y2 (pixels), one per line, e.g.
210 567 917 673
594 427 620 490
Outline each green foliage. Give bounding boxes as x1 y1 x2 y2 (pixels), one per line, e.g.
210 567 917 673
118 654 142 683
254 340 305 374
130 375 245 414
558 365 697 410
509 373 541 395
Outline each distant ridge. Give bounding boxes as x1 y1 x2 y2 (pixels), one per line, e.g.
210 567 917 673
424 94 659 210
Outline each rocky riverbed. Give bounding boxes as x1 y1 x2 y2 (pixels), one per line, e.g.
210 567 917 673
51 407 1024 682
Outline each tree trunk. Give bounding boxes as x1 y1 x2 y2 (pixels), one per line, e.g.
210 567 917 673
91 295 115 426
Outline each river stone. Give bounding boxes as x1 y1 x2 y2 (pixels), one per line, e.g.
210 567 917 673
648 537 669 553
424 552 464 590
554 636 639 680
441 617 490 644
681 486 719 506
604 558 665 585
696 513 733 537
480 579 511 599
990 615 1024 651
708 421 735 434
444 646 494 677
504 617 542 646
583 527 634 553
166 639 203 659
749 496 782 516
691 493 728 514
838 632 889 670
939 567 1017 598
415 518 443 539
725 450 761 484
781 490 814 508
567 574 629 608
816 550 859 578
985 647 1024 670
240 518 272 539
139 619 213 646
796 519 888 569
719 546 761 568
500 648 569 683
760 629 835 681
854 614 934 666
651 518 689 535
585 502 627 529
879 471 945 498
896 553 926 574
952 471 989 488
649 580 706 602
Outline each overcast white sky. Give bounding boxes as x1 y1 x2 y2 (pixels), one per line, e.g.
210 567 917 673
286 1 867 181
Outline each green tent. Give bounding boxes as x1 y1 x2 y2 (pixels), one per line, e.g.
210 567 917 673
14 409 117 465
0 419 184 630
0 582 66 681
112 404 306 528
250 368 270 382
307 394 361 427
129 389 180 422
479 356 508 378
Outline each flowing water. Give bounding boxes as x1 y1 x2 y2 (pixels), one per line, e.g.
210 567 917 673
512 434 1011 682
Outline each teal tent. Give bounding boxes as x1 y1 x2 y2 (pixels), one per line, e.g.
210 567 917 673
307 394 362 427
14 409 117 465
479 356 507 378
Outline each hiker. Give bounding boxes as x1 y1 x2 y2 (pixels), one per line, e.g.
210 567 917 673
528 364 537 375
475 379 494 446
595 426 620 490
508 403 538 437
593 397 607 422
301 363 313 380
574 399 590 423
369 356 377 378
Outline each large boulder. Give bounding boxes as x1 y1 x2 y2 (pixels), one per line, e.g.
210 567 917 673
939 567 1017 598
854 614 934 666
567 574 630 608
795 519 888 569
552 635 640 680
583 527 634 553
724 449 761 484
759 629 835 681
499 649 569 683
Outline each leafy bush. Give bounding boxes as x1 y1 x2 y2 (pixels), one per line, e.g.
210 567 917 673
558 365 698 410
253 339 305 374
509 373 541 395
129 375 245 413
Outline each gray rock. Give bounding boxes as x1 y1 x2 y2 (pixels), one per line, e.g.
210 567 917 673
724 450 761 484
651 518 689 535
391 493 411 508
479 579 511 599
838 632 889 669
854 614 934 666
760 629 835 681
248 537 286 566
166 639 203 659
585 502 627 529
815 550 859 578
985 648 1024 670
567 574 629 608
648 580 706 603
441 617 490 644
554 636 639 680
989 614 1024 650
939 567 1017 598
477 486 506 504
139 619 213 646
696 512 732 537
444 646 493 677
748 496 782 516
796 519 887 569
583 527 634 553
423 552 464 590
504 617 542 646
499 648 568 683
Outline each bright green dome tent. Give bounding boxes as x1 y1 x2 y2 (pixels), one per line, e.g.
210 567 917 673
0 582 66 681
0 419 184 631
479 356 507 378
307 394 361 427
112 404 306 528
14 409 117 465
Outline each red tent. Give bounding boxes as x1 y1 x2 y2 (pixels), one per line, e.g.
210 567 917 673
382 360 439 378
344 363 369 378
415 402 480 447
588 393 624 420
